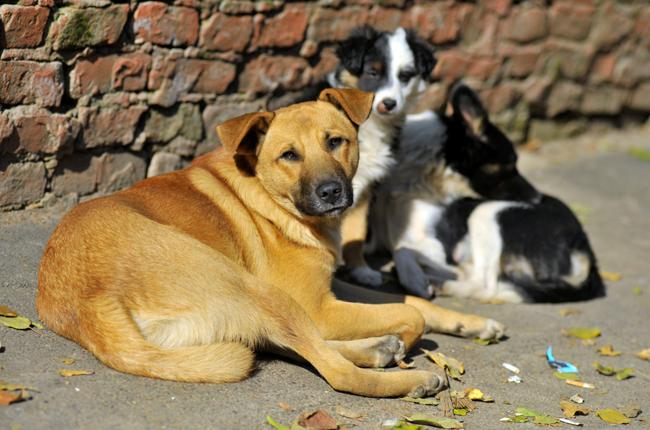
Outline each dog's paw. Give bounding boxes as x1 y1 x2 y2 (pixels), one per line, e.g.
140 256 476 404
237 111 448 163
372 335 405 367
407 371 447 398
478 318 506 340
349 266 383 287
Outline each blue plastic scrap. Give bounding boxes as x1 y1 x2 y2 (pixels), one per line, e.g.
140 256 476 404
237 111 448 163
547 346 579 373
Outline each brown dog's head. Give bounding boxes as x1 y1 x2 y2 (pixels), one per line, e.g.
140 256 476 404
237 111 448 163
216 88 373 218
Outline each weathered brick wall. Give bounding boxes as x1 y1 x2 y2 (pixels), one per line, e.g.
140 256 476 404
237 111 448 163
1 0 649 211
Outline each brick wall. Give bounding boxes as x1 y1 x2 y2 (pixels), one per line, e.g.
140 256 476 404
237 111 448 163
1 0 649 211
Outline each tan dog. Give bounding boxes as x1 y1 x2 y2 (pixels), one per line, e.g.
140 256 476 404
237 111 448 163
37 88 501 398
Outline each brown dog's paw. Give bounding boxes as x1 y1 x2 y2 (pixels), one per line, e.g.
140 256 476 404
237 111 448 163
406 371 447 398
373 335 405 367
478 318 506 340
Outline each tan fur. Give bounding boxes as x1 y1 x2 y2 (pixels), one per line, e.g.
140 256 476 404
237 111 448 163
37 89 448 398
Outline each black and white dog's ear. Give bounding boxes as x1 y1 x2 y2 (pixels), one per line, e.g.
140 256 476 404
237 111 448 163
450 82 489 137
336 26 379 75
406 30 437 79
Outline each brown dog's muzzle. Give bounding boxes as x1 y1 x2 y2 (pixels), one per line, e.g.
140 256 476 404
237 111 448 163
297 175 353 217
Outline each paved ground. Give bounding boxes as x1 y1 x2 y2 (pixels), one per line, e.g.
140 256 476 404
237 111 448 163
2 126 650 429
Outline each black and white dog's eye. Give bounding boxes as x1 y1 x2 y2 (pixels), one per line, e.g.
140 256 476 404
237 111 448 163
280 150 300 161
398 70 415 83
327 137 344 151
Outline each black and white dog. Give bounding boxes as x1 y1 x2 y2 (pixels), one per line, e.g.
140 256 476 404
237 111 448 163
325 26 436 287
369 83 606 302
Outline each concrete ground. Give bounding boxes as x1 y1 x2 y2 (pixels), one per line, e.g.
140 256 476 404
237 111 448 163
2 126 650 429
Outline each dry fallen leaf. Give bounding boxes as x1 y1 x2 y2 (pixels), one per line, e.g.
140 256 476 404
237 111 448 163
0 315 32 330
559 308 582 317
297 409 338 430
401 396 440 406
636 348 650 362
597 345 622 357
600 271 622 282
464 388 494 402
620 404 641 418
564 327 601 340
277 402 294 412
61 358 76 365
266 415 289 430
554 372 581 381
560 400 590 418
0 390 29 406
596 408 631 425
58 369 94 377
398 359 415 369
0 305 18 317
593 361 616 376
421 349 464 380
335 405 363 420
403 413 463 429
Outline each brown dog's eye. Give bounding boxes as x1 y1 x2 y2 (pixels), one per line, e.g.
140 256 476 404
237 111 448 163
326 137 344 151
279 150 300 161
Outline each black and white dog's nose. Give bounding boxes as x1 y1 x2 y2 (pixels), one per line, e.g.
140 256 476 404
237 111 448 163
381 98 397 111
316 181 343 204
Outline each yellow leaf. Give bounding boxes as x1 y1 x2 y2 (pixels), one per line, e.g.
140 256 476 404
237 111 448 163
600 271 622 282
597 345 621 357
61 358 76 365
0 315 32 330
58 369 94 377
421 349 464 380
564 327 601 339
596 408 631 425
636 348 650 361
560 400 590 418
464 388 494 402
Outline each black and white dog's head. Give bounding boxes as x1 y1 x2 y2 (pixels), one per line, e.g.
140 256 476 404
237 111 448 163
330 26 436 120
442 83 541 203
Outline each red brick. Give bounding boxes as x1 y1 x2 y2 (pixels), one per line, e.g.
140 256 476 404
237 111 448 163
309 47 338 84
6 107 79 155
256 4 309 48
539 39 595 80
611 55 650 88
133 2 199 47
51 154 102 197
404 3 473 44
466 57 501 80
484 0 511 17
0 5 49 48
483 83 520 113
368 7 404 32
149 58 236 98
70 53 152 98
591 1 634 50
628 82 650 111
549 3 594 41
307 7 368 42
78 105 147 148
0 162 47 207
433 50 470 82
200 13 253 52
633 9 650 49
580 85 627 114
0 113 14 144
504 45 542 78
505 6 548 43
239 55 310 94
0 61 64 107
546 81 583 117
48 5 129 50
590 53 617 84
97 152 147 194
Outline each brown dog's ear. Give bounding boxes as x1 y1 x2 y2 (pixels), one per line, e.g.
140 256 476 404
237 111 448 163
216 111 274 175
318 88 374 125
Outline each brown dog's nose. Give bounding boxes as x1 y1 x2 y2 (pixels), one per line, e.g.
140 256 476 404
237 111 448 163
316 181 343 205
